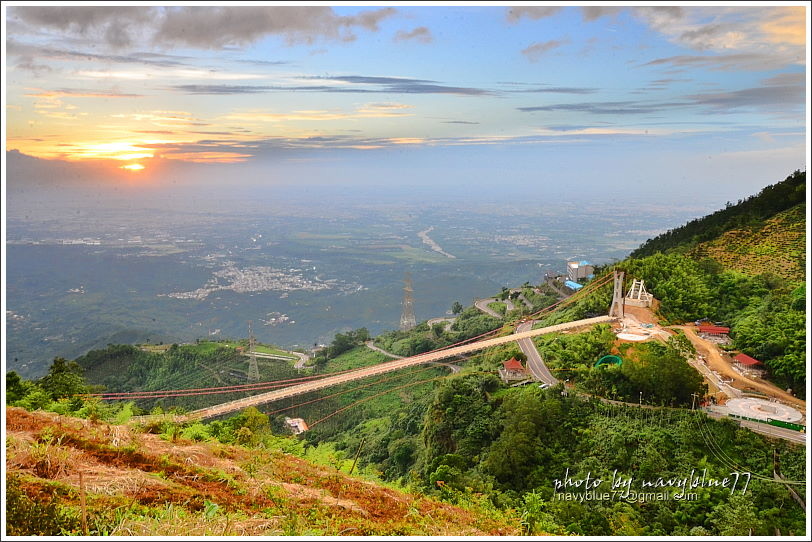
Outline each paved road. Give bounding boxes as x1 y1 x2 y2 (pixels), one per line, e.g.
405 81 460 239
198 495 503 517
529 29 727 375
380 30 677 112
516 293 534 310
544 278 571 300
427 317 456 332
475 297 514 318
705 409 806 444
184 316 613 420
365 340 405 359
515 321 559 385
365 340 460 374
248 350 312 370
687 357 741 401
292 352 313 370
248 351 298 361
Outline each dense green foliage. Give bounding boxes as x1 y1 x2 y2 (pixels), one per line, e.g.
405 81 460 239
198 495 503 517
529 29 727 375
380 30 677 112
72 341 306 411
621 171 806 394
631 170 805 258
531 325 706 407
7 171 806 536
538 252 805 395
312 328 371 366
375 306 503 357
581 341 706 407
412 374 805 536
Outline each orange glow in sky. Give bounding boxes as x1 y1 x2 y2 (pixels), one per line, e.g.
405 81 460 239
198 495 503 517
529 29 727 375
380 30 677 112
121 163 145 172
73 142 155 161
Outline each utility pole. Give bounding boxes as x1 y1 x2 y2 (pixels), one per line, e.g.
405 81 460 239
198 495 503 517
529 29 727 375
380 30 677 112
348 437 367 476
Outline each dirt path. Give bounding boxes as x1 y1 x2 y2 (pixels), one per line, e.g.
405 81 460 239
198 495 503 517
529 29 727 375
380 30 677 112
674 326 805 410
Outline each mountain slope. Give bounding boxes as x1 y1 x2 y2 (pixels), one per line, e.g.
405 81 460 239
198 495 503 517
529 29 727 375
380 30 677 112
631 169 805 261
6 407 521 536
689 204 805 282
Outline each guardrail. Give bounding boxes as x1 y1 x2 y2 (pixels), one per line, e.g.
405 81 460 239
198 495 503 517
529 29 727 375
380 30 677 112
729 413 805 432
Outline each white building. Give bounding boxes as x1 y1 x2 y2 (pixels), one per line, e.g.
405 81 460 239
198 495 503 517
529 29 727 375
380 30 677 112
567 260 594 282
284 417 309 435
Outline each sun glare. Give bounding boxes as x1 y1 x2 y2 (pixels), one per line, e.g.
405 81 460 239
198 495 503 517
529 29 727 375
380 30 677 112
121 163 145 172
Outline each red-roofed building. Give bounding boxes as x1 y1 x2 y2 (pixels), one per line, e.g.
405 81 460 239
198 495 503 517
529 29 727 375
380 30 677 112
499 357 528 383
698 325 730 336
733 353 765 377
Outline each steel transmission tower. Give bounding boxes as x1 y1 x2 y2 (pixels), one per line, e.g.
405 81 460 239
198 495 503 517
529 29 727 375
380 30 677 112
399 273 417 331
247 320 260 382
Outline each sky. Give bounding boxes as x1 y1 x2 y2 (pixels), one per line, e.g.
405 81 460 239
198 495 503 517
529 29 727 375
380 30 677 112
2 1 809 203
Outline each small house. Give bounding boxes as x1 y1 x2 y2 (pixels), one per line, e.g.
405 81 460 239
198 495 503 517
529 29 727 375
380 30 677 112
285 417 309 435
732 353 765 377
499 357 528 383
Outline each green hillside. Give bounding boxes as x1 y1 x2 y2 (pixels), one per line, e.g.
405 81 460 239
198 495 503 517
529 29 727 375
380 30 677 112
539 171 806 395
631 170 805 259
689 204 805 282
7 358 805 537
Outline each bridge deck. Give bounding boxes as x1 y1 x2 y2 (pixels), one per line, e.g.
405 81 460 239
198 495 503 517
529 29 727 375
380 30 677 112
183 316 613 421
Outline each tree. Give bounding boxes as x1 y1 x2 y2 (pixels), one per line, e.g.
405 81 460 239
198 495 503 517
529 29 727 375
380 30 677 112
38 358 88 400
498 287 510 301
708 494 764 535
452 301 464 315
6 372 28 404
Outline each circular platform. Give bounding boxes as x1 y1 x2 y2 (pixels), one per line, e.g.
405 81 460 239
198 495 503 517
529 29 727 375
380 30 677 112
616 332 648 342
724 398 803 422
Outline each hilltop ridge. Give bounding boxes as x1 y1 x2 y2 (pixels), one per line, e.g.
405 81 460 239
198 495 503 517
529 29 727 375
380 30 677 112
631 170 805 261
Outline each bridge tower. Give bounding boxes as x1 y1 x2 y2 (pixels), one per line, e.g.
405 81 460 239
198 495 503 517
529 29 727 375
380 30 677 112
609 270 625 319
399 272 416 331
247 320 260 382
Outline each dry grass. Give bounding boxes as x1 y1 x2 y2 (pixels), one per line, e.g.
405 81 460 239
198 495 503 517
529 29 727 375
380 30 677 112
5 407 521 536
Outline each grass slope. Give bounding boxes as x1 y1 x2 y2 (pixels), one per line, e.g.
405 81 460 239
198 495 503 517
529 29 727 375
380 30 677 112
689 204 806 282
631 170 805 258
6 407 521 536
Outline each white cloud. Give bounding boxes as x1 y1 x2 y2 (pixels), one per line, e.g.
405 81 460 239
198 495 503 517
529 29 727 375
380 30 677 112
522 40 567 62
8 6 398 50
506 7 562 23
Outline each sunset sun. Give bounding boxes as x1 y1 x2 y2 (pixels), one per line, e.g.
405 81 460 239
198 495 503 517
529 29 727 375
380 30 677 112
121 163 145 172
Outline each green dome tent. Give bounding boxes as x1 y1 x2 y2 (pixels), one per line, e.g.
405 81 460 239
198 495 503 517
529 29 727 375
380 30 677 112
594 355 623 368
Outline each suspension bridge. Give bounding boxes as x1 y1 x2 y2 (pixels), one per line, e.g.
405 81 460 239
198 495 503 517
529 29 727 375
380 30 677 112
95 271 619 422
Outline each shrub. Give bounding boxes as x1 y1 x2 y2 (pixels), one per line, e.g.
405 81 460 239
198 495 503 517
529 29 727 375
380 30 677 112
5 474 80 535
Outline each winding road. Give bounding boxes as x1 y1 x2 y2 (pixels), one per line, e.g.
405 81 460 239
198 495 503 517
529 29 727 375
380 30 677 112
248 350 312 370
515 320 559 385
475 297 514 318
426 317 456 332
